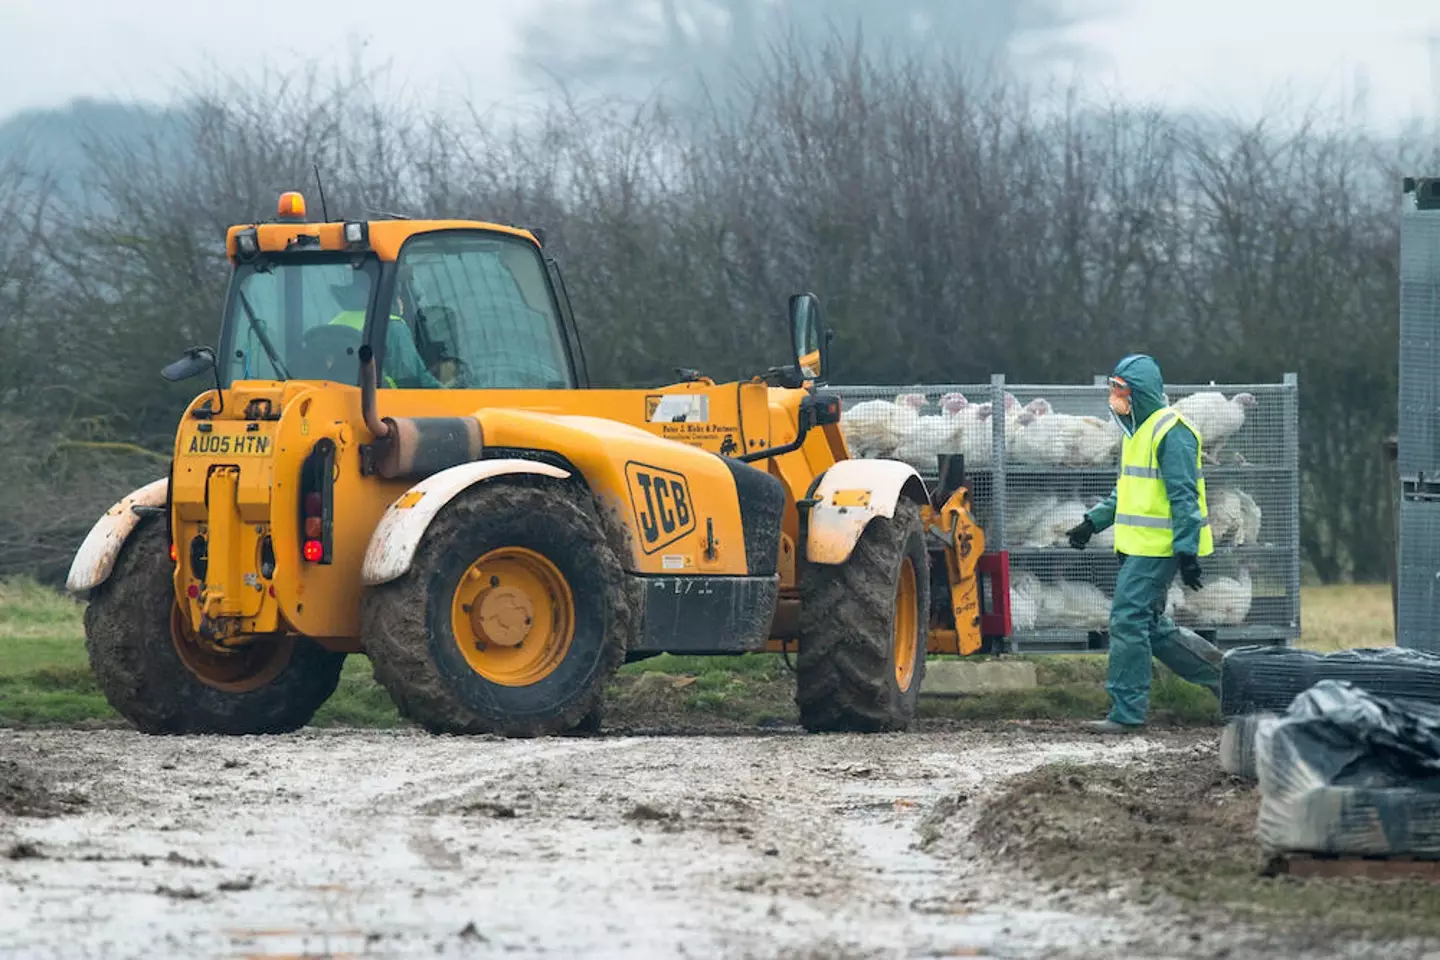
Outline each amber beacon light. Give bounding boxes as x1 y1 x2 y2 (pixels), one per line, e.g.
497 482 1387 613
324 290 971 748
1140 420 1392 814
277 191 307 220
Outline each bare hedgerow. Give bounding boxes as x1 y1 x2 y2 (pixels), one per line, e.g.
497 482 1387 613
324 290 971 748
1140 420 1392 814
0 41 1424 583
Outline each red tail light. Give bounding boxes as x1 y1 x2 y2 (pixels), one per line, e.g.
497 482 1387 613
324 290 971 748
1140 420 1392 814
298 438 336 564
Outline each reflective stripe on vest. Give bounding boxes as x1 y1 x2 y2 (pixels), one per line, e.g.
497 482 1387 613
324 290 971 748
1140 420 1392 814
1112 407 1214 558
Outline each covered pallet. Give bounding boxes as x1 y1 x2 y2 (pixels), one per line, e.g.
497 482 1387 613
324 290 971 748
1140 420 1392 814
825 374 1300 653
1255 680 1440 858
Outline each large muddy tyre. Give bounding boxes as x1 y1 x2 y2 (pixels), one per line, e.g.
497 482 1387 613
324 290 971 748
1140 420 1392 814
360 480 631 737
796 499 930 733
84 520 346 735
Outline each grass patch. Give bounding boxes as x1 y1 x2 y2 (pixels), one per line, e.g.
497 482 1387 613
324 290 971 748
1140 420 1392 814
619 652 787 681
608 655 797 730
311 659 403 728
1299 583 1393 651
920 662 1219 724
0 578 88 673
0 579 1397 730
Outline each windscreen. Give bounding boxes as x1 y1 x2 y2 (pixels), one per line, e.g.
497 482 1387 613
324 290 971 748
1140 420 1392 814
221 258 378 386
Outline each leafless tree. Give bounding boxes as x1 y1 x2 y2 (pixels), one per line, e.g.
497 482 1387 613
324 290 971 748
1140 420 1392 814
0 42 1418 583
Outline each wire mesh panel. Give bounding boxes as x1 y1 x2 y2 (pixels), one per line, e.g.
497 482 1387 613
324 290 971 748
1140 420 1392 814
1397 499 1440 653
1165 378 1301 647
1165 382 1287 470
1399 195 1440 476
999 382 1120 649
826 375 1300 653
826 383 994 471
1009 552 1116 631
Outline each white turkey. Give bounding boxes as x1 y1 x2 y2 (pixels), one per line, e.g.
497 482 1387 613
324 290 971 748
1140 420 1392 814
1011 401 1117 467
1057 580 1112 630
839 393 927 458
941 393 990 449
1009 570 1041 631
891 394 971 470
1209 488 1263 546
1011 402 1073 464
1073 415 1122 466
1018 572 1068 627
1023 499 1088 548
1168 566 1252 626
1006 493 1059 545
999 392 1025 453
1033 579 1110 629
1172 391 1257 465
958 402 999 467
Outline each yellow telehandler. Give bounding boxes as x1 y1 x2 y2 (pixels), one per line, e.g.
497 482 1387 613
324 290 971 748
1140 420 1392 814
65 191 1000 737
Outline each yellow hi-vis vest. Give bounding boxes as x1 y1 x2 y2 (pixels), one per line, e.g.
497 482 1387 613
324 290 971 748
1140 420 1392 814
329 311 398 388
1113 407 1214 558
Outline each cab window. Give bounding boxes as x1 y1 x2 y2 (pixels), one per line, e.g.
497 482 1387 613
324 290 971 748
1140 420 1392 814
391 231 573 390
222 258 377 385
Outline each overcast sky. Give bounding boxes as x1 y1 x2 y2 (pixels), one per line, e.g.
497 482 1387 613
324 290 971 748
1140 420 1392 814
3 0 1439 130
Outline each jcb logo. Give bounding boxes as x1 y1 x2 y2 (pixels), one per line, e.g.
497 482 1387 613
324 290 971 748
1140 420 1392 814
625 462 696 553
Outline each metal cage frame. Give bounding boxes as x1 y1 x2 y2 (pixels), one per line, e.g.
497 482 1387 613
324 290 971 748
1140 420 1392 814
826 374 1301 654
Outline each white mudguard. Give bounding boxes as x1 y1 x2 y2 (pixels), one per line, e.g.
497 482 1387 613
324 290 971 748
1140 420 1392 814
361 459 572 586
805 459 928 566
65 478 169 594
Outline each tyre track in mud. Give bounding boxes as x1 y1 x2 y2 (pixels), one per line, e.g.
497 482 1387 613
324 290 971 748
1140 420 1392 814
0 726 1406 959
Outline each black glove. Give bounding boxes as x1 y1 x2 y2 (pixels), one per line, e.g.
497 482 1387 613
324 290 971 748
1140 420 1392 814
1177 553 1203 591
1066 518 1095 550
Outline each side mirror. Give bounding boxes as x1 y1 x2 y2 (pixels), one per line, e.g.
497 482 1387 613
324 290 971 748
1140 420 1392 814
161 346 217 383
788 292 828 382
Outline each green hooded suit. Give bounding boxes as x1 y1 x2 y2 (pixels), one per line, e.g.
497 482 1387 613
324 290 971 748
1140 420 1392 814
1084 354 1222 726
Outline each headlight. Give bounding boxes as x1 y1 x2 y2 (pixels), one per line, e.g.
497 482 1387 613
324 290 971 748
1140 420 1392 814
236 228 259 259
343 221 369 248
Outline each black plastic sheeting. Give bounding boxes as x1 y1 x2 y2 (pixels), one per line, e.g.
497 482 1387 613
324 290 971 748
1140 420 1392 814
1255 679 1440 855
1220 644 1440 719
1219 712 1276 780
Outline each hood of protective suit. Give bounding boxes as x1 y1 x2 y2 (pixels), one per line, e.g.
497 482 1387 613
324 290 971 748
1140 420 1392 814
1111 354 1167 435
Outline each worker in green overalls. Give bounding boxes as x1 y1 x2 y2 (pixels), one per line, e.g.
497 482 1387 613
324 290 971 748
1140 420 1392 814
1065 354 1223 733
328 274 442 389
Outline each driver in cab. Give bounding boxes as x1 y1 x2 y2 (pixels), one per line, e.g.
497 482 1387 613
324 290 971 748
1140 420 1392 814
327 274 441 389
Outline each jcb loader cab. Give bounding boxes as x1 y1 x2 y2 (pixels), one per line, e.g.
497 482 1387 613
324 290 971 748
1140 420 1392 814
66 191 993 738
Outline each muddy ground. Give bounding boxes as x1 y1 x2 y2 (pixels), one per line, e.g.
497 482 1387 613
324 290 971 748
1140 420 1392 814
2 724 1437 959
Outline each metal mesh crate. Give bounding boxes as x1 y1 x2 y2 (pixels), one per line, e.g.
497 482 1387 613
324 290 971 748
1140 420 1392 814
1399 196 1440 476
1397 186 1440 649
827 374 1301 654
1397 499 1440 653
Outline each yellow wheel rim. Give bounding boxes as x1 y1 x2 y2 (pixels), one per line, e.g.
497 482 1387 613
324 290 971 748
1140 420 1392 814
450 547 575 687
170 604 293 693
893 557 919 692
